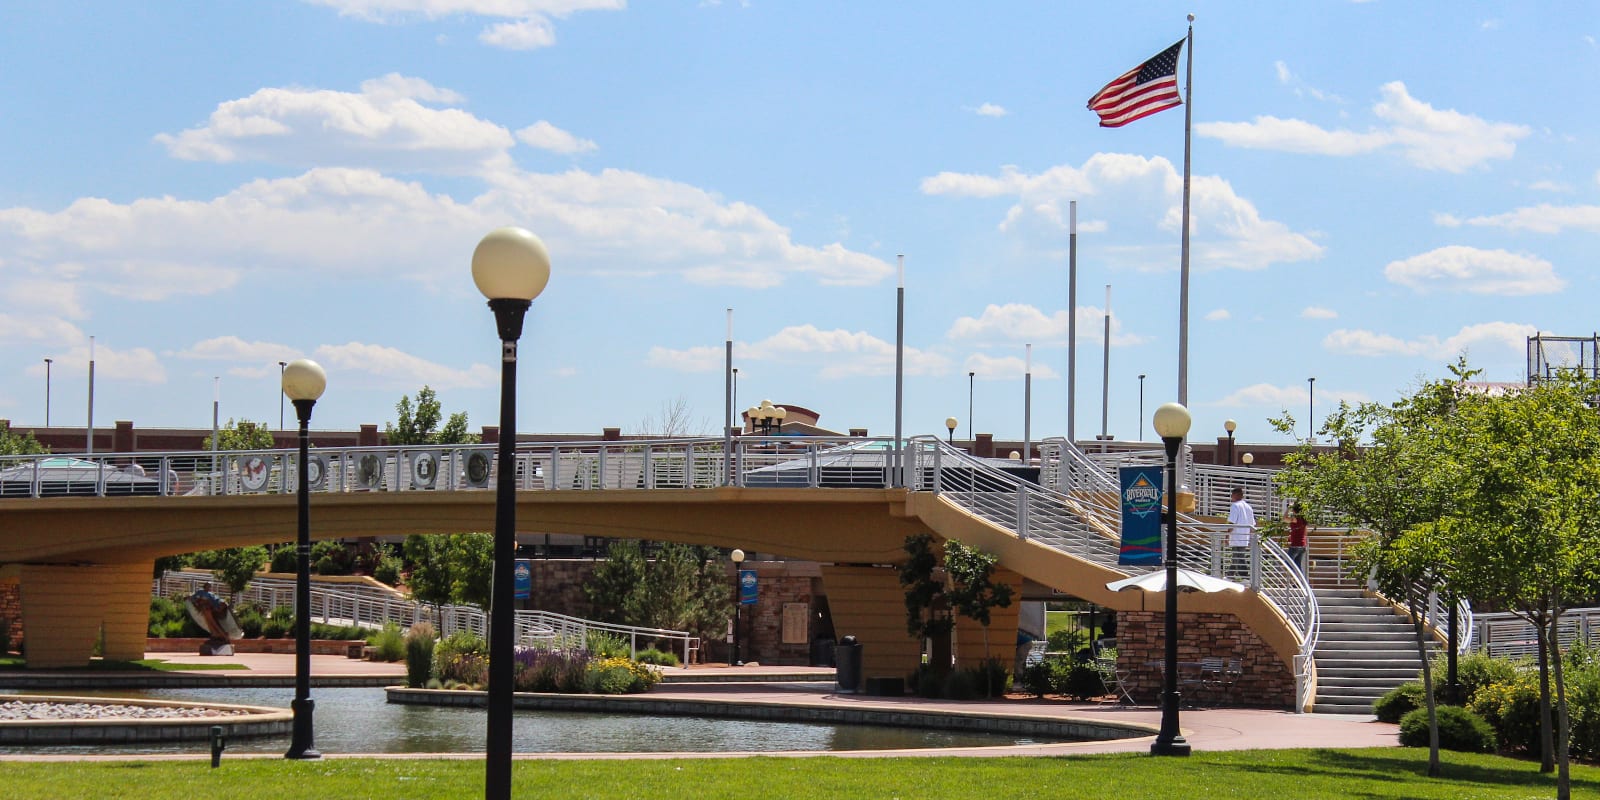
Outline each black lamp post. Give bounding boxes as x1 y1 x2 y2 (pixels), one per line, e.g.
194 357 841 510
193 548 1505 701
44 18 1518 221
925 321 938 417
1151 401 1192 757
1223 418 1237 467
43 357 52 427
281 358 326 760
730 548 746 666
945 416 958 445
472 227 551 800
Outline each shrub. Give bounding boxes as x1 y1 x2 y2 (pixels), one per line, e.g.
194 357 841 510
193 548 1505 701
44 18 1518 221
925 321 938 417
310 541 354 575
1399 705 1496 753
1061 661 1108 700
373 554 403 587
1428 650 1521 706
513 647 591 692
1020 660 1054 698
1374 681 1425 724
585 657 660 694
1568 648 1600 761
585 631 629 659
1470 671 1546 755
634 648 680 667
369 622 405 662
941 668 979 700
404 623 437 688
148 596 207 638
433 631 488 688
269 546 297 574
1046 628 1084 654
233 602 265 639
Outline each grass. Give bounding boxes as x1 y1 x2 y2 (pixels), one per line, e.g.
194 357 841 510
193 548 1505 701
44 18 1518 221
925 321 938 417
0 656 246 672
1 749 1595 800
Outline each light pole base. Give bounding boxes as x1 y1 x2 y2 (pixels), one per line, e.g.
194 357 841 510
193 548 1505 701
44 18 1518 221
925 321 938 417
285 698 321 760
1150 736 1191 756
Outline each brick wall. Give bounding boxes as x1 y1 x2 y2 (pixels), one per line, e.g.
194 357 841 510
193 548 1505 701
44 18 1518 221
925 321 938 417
1116 610 1294 709
0 580 20 652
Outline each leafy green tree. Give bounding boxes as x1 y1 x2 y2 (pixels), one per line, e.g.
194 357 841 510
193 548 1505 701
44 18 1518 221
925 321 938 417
188 546 269 600
1272 363 1473 777
447 533 494 610
201 418 275 451
402 533 492 610
0 422 47 455
1427 371 1600 797
582 541 732 644
899 533 954 677
944 539 1014 697
387 386 477 445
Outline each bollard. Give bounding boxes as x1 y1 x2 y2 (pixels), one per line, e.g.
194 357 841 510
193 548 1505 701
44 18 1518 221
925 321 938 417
210 725 226 768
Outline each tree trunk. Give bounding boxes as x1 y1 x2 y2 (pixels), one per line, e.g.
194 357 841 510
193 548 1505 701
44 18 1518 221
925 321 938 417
1549 615 1571 800
1409 588 1440 777
1536 617 1555 773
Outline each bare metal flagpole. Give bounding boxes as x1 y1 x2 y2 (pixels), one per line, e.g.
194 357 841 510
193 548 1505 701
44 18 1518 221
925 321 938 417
1178 16 1194 407
724 308 733 485
894 255 905 487
1101 284 1111 444
1067 200 1077 445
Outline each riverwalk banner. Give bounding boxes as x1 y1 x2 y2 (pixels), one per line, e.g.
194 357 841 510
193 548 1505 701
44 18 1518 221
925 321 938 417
1119 465 1164 566
739 569 758 605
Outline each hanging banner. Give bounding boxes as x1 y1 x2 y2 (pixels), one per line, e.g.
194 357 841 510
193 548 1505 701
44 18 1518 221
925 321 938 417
1118 465 1164 566
514 559 533 600
739 569 758 605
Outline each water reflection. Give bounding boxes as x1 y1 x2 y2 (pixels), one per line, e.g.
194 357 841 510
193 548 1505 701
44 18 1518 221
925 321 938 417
3 688 1060 756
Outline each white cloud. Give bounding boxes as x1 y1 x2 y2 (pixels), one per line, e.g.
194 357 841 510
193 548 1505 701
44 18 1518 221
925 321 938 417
177 336 302 364
154 74 514 175
974 103 1008 117
1323 321 1536 359
1215 382 1367 408
945 303 1147 346
1527 180 1571 193
0 165 890 295
1271 60 1343 103
516 121 598 154
313 341 498 389
1439 204 1600 234
922 153 1322 272
303 1 624 50
1300 306 1338 320
14 338 166 383
1204 309 1231 321
648 325 950 379
1384 246 1564 295
480 17 556 49
1197 82 1528 173
961 352 1059 381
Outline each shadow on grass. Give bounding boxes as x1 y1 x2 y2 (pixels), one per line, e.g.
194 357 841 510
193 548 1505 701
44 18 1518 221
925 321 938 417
1190 747 1596 798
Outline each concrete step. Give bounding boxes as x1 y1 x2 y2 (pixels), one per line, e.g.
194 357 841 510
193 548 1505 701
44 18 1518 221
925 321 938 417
1315 686 1388 701
1320 622 1415 634
1317 675 1422 688
1313 702 1378 715
1317 658 1423 671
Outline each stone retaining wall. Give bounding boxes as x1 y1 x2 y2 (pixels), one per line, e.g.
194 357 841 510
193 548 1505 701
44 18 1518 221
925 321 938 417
1116 610 1294 709
145 637 367 656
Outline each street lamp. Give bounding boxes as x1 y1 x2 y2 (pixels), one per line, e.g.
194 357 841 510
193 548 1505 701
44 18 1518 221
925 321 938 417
473 226 551 800
1241 452 1254 467
945 416 958 444
1151 401 1192 757
967 371 975 441
1223 419 1237 467
748 400 785 436
281 358 326 760
730 548 746 666
43 358 52 427
1137 374 1146 442
279 361 288 431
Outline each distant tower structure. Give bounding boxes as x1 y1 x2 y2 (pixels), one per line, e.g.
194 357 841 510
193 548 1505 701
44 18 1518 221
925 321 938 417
1527 333 1600 386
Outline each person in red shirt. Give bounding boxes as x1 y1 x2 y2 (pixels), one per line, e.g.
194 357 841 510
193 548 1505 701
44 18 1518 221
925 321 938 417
1286 502 1308 574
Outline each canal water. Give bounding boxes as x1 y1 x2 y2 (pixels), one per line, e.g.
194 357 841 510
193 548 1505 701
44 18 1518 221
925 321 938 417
4 687 1067 755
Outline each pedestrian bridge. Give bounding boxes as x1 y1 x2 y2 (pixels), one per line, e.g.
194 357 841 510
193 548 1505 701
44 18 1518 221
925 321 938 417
0 435 1317 708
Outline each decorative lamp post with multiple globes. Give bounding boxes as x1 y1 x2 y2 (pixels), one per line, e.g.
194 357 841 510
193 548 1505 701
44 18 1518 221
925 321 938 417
748 400 785 435
472 227 551 800
1151 401 1192 757
730 548 746 666
281 358 326 760
945 416 958 444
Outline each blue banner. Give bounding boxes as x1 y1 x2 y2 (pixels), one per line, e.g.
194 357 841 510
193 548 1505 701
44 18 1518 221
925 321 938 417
514 559 533 600
1118 465 1164 566
739 568 758 605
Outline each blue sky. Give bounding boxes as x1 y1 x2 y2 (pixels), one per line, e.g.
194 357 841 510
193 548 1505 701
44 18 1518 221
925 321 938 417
2 2 1597 446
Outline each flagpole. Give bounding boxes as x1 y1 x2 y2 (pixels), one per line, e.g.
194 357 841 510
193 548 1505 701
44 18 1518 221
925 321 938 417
1067 200 1077 446
1177 15 1194 407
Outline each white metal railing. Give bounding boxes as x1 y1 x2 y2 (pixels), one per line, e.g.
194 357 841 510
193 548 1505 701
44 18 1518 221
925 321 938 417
1 436 902 498
912 436 1319 704
155 570 699 663
1469 609 1600 660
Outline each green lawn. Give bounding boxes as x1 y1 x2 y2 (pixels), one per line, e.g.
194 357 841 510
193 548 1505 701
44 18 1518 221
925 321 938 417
4 749 1595 800
0 656 246 671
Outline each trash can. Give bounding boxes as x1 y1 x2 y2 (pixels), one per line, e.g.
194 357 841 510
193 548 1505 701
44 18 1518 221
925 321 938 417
833 635 862 694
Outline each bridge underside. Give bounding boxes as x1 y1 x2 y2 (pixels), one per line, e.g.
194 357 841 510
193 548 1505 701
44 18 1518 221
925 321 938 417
0 488 1300 682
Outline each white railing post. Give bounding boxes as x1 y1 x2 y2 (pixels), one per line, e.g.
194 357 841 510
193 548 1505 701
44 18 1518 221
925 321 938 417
1016 485 1030 540
932 443 942 494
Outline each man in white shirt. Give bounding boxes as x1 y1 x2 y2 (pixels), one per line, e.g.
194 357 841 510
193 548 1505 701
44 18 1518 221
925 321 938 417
1227 488 1256 580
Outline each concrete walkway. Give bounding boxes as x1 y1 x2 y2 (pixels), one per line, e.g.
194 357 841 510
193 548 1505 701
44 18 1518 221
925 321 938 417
0 656 1399 759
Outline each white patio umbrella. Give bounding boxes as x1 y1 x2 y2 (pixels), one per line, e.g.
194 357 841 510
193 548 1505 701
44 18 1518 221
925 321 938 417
1106 567 1245 595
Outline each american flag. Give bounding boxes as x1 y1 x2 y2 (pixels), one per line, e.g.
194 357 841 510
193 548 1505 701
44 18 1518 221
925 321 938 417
1087 39 1185 128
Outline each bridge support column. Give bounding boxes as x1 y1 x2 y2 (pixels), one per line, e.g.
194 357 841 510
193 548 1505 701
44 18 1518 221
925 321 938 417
19 561 153 668
952 566 1024 671
819 565 922 690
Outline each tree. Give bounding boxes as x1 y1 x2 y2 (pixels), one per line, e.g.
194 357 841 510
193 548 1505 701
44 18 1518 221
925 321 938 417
1427 371 1600 798
402 533 492 610
582 541 731 644
201 418 275 451
943 539 1014 697
0 422 47 455
899 533 954 677
388 386 476 445
1272 364 1472 777
635 396 709 437
188 546 269 600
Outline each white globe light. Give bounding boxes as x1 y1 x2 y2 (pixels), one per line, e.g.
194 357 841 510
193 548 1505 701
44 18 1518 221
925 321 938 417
472 227 551 301
281 359 327 402
1152 402 1192 440
731 548 746 564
